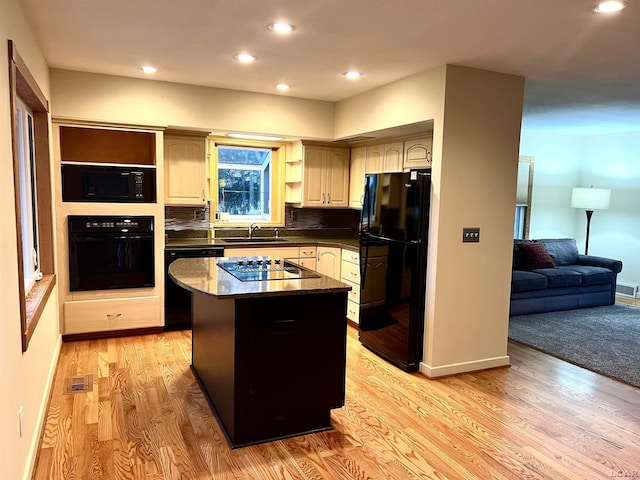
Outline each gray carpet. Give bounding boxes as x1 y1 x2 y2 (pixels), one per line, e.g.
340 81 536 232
509 304 640 388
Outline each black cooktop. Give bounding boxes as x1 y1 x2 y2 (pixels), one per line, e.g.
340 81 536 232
218 256 321 282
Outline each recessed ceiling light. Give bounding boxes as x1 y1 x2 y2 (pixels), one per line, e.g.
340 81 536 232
268 23 296 33
343 71 362 79
235 54 256 63
276 83 290 91
593 1 627 12
141 66 157 74
227 133 284 141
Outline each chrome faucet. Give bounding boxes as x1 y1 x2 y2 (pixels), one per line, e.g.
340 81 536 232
248 223 261 238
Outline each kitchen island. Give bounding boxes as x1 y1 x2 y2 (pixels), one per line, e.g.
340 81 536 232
168 256 351 448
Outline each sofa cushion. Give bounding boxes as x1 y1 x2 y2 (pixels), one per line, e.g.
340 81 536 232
538 238 579 266
534 267 582 288
561 265 614 286
512 270 548 293
513 239 536 270
518 242 556 270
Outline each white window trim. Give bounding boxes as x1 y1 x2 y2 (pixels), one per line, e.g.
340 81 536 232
16 97 41 293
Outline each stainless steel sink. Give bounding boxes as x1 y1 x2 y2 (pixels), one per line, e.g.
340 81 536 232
222 237 290 243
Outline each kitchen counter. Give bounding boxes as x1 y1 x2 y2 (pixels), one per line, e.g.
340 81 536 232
168 256 351 299
169 255 350 448
165 235 359 251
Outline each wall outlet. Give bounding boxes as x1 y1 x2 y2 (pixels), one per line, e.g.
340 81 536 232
19 406 24 438
462 227 480 243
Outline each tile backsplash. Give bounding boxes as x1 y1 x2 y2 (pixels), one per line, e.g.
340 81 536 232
165 205 209 232
284 205 359 231
165 204 360 237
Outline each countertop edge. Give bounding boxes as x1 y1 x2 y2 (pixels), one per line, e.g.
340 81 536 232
166 236 359 251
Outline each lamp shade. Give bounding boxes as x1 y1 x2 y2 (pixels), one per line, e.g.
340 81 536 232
571 187 611 210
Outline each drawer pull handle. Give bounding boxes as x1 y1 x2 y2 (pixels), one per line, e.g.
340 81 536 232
107 313 122 320
351 272 358 277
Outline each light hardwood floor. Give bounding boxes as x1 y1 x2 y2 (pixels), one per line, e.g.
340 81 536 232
33 326 640 480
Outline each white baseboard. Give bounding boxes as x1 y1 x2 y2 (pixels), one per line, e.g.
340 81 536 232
419 355 511 379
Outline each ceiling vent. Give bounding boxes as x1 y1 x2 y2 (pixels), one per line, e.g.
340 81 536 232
333 136 376 144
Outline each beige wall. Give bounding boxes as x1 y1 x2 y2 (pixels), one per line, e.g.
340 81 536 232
51 69 336 140
424 65 524 375
334 65 447 140
0 1 61 479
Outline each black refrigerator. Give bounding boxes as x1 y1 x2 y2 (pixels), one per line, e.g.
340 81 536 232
358 170 431 372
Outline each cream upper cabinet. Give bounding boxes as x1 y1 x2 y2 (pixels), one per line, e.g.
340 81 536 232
364 142 403 174
348 146 367 209
365 144 384 174
164 133 207 205
383 141 403 173
297 144 350 208
403 136 433 169
316 246 341 280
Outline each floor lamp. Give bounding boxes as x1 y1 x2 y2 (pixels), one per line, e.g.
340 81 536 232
571 187 611 255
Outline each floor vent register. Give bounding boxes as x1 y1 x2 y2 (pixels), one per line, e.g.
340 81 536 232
63 375 94 395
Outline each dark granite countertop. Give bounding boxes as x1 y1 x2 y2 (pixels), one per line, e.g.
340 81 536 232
168 256 352 300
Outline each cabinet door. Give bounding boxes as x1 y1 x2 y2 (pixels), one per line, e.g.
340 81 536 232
361 256 388 307
403 137 432 169
298 257 317 270
317 247 341 280
383 142 403 173
302 147 326 207
164 135 207 205
349 147 366 209
365 144 384 174
325 149 350 207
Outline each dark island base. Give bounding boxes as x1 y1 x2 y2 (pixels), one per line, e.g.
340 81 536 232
191 365 334 448
191 291 348 448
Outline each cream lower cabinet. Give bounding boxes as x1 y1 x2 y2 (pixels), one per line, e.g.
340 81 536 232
224 246 300 260
341 249 361 324
317 246 341 280
341 247 389 325
361 255 388 308
297 246 317 270
64 296 161 334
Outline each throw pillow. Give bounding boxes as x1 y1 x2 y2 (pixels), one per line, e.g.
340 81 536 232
518 242 556 270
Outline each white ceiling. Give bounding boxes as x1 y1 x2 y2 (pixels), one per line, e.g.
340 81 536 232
20 0 640 135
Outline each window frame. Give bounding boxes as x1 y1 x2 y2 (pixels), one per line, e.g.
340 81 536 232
514 156 534 239
210 138 285 227
9 40 56 352
16 98 41 292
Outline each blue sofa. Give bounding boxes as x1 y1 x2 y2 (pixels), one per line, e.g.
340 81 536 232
510 238 623 316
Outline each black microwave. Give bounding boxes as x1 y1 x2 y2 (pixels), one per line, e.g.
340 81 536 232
61 164 156 203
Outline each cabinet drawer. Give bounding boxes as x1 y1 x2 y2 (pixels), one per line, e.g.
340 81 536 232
342 278 360 304
299 247 317 258
340 260 360 284
342 249 359 265
298 257 317 270
64 296 161 334
346 300 360 324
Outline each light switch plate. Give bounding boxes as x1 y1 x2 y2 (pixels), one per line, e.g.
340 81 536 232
463 227 480 243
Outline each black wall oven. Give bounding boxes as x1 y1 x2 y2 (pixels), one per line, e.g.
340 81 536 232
68 215 155 291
